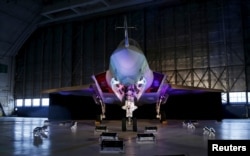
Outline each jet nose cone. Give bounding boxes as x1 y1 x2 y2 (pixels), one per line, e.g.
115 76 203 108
110 48 143 75
115 49 138 70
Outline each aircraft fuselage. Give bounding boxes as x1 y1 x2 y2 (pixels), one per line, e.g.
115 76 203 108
106 39 154 102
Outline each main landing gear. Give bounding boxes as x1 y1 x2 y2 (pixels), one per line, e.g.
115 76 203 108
94 95 106 125
156 95 168 124
95 88 168 130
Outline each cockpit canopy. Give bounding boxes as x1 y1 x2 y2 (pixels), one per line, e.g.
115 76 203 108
118 38 142 50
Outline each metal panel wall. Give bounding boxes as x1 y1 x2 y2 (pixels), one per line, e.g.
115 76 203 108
241 0 250 94
15 0 249 100
145 0 246 92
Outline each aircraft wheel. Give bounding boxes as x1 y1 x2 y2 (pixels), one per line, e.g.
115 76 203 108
160 111 167 124
95 115 102 125
122 118 127 131
132 118 137 132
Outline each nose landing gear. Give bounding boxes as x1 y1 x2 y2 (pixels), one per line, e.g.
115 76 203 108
122 117 137 132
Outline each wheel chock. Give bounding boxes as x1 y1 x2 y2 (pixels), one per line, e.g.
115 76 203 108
99 132 118 142
95 125 108 133
144 126 157 133
100 139 124 153
136 133 156 144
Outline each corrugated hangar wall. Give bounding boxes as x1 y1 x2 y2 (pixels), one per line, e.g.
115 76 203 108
14 0 250 118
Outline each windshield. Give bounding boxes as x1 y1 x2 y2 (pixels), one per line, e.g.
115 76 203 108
118 38 142 49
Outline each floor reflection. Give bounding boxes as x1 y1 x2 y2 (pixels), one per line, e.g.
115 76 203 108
219 119 250 140
1 117 250 156
12 117 50 155
33 136 43 147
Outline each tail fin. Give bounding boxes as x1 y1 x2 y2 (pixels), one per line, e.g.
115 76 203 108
115 16 136 48
124 16 129 47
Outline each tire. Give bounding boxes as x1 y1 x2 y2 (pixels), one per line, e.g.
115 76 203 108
95 115 102 125
122 118 127 131
160 111 167 124
132 118 137 132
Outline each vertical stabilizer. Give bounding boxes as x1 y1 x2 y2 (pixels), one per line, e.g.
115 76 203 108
115 16 136 48
124 16 129 48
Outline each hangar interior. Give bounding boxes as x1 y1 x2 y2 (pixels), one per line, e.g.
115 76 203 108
0 0 250 119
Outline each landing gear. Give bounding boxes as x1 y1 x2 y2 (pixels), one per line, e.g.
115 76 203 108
94 95 106 125
160 111 167 124
156 95 168 124
121 85 138 131
96 114 107 125
121 117 137 132
96 115 102 125
122 118 126 131
132 118 137 132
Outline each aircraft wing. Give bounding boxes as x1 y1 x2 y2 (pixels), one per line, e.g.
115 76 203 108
167 84 223 95
41 84 95 96
41 71 121 104
137 70 223 104
139 82 223 104
42 70 223 105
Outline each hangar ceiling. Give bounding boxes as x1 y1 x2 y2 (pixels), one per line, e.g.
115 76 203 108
0 0 42 59
0 0 176 59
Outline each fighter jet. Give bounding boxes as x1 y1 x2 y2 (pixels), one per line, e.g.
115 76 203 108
42 16 222 131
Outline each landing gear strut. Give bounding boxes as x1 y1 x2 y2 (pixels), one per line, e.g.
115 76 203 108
156 95 168 124
121 86 138 131
95 95 106 125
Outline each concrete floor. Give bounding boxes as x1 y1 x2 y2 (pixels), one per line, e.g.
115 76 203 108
0 117 250 156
